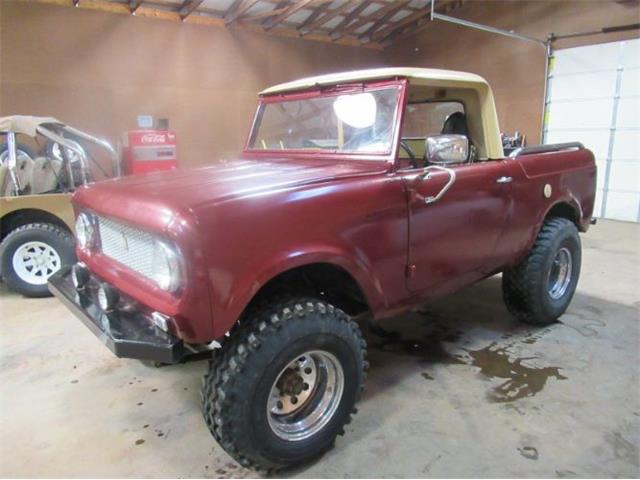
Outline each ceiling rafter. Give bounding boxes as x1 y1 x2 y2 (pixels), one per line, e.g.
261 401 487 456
329 2 371 40
224 0 261 24
28 0 462 49
263 0 320 31
297 1 332 35
381 0 464 45
128 0 143 14
298 0 359 36
370 5 433 42
333 0 406 41
359 0 410 43
179 0 204 20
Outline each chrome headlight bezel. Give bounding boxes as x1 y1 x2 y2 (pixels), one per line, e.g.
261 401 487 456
151 238 183 293
75 213 96 250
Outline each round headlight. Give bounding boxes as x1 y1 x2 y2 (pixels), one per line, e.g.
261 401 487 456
151 239 182 292
75 213 96 249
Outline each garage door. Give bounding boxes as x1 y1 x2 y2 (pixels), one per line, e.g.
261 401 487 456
543 38 640 222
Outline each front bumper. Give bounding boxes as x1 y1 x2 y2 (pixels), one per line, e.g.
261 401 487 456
48 266 186 364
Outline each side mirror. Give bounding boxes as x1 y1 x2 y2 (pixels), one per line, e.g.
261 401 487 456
426 134 469 165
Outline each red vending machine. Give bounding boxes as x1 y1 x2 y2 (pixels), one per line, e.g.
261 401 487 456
121 129 178 175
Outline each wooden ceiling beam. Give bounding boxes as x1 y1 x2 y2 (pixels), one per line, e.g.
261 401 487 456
297 1 331 35
179 0 204 19
329 1 370 40
334 0 405 40
299 0 357 35
224 0 261 24
129 0 143 13
359 0 410 43
381 0 464 45
370 4 432 41
241 6 288 22
263 0 318 30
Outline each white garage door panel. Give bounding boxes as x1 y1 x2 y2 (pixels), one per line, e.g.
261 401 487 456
594 189 604 217
608 162 640 192
552 42 621 74
621 41 640 67
605 191 640 222
620 68 640 96
545 130 610 159
544 38 640 222
596 161 607 190
617 98 640 129
547 99 614 130
549 71 618 101
613 130 640 159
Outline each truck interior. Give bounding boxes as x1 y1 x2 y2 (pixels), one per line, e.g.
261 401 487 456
398 83 489 169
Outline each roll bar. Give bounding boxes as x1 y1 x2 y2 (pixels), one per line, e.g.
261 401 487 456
1 122 120 196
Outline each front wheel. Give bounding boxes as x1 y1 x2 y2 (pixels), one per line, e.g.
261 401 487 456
502 217 581 325
201 297 367 471
0 223 76 297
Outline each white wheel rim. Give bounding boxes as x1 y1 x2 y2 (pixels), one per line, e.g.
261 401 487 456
11 241 62 285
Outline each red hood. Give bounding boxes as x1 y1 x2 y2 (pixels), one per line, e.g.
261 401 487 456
73 157 387 232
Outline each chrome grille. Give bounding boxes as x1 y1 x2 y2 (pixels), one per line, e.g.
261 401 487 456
97 216 155 280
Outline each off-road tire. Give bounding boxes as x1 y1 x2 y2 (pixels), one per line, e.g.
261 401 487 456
502 217 581 325
0 223 75 297
201 296 367 472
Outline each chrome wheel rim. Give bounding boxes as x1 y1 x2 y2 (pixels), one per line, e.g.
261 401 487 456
548 247 572 300
12 241 61 285
267 350 344 442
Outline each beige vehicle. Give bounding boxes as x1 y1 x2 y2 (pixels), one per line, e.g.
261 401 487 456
0 116 118 297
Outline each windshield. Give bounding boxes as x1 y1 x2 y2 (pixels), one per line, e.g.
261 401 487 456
248 86 401 156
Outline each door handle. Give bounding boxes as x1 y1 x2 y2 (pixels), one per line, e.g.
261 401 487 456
496 176 512 184
416 166 457 205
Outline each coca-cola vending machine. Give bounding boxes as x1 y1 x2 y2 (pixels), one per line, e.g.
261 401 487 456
121 127 178 175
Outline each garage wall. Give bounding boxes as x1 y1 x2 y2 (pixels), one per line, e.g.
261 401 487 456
0 1 382 167
384 0 640 145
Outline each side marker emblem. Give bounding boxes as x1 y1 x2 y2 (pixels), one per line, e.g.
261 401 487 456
544 184 552 198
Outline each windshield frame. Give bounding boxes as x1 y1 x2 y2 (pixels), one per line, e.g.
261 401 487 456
243 79 407 163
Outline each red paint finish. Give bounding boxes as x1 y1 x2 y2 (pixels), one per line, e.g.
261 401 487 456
71 79 596 344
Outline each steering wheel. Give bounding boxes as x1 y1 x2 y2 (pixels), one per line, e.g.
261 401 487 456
399 140 418 168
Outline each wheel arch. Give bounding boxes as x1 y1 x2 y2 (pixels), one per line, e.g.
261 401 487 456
1 208 72 241
213 251 382 339
543 199 583 231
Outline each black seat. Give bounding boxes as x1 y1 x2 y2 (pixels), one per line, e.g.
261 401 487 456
441 111 470 136
440 111 477 162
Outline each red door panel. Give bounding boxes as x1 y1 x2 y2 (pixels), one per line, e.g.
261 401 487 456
403 160 512 293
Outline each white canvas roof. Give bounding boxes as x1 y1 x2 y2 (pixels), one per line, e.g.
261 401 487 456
260 67 489 95
0 115 63 137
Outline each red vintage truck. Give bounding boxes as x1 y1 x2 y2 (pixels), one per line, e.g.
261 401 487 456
49 68 596 471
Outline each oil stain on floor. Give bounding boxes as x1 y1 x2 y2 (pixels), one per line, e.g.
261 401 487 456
468 343 567 403
367 318 567 403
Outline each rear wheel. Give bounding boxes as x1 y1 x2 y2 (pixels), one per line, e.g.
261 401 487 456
201 296 367 471
0 223 75 297
502 217 581 325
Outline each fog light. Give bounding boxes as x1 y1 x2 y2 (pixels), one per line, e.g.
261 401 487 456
71 263 89 289
97 283 119 311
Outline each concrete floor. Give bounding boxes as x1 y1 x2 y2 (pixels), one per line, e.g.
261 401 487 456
1 219 638 478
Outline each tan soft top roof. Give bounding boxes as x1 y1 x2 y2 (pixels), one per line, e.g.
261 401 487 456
0 115 63 137
260 67 489 95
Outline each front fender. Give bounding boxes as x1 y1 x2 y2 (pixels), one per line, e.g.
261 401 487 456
208 245 385 339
